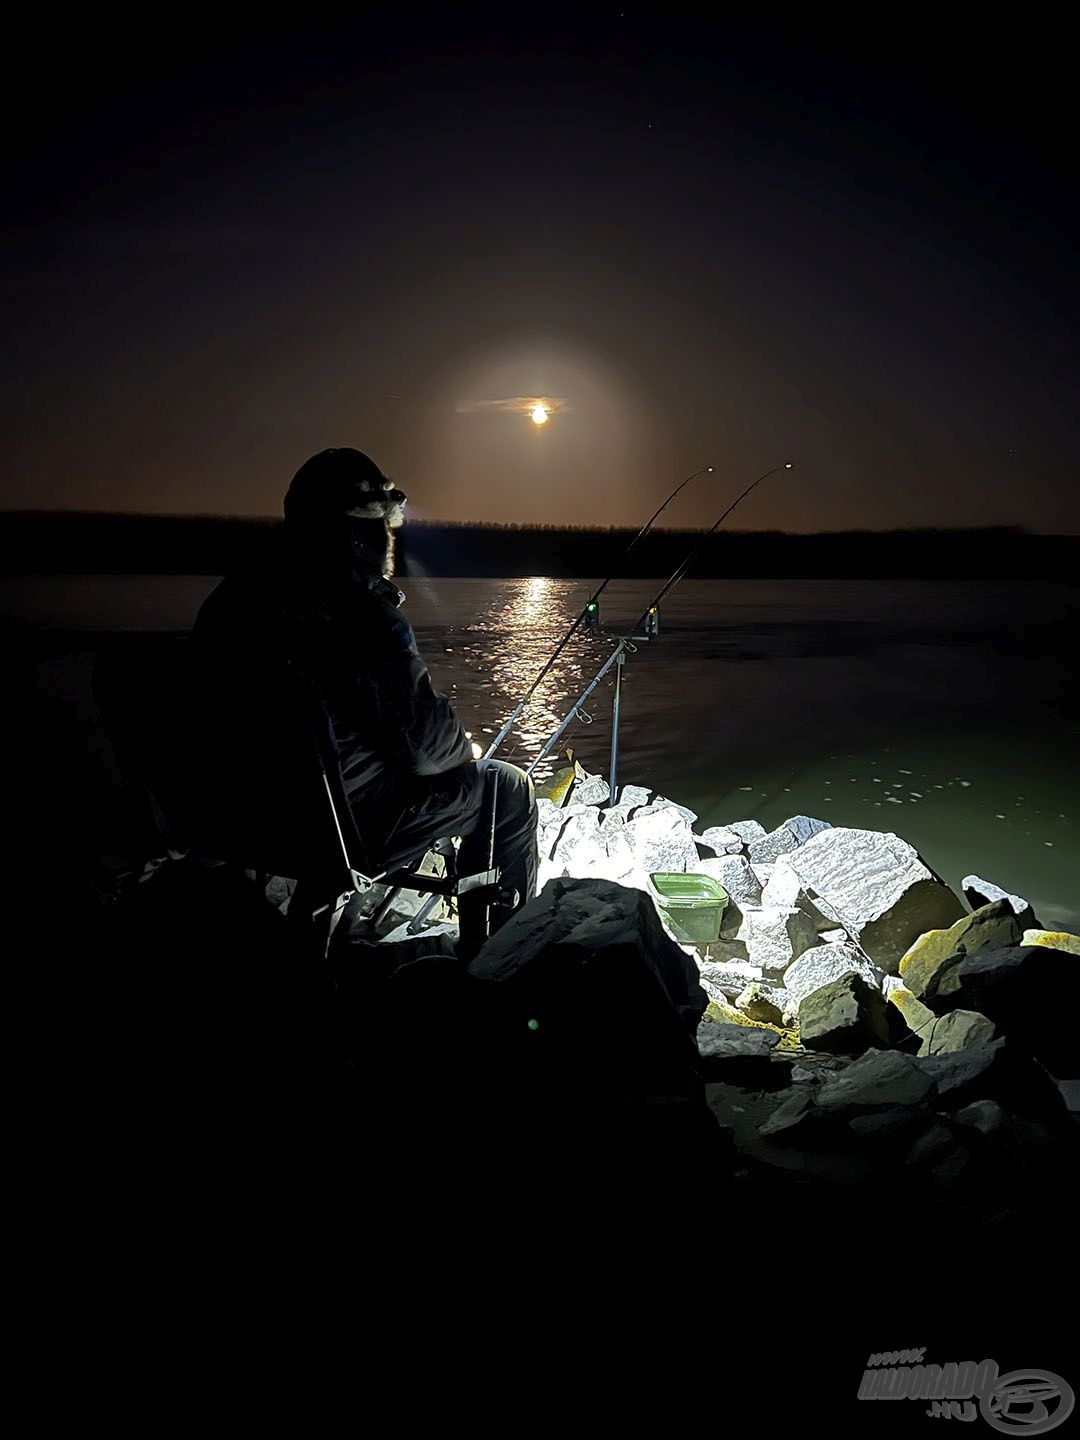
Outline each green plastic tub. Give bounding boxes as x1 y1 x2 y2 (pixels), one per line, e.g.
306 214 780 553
649 872 729 946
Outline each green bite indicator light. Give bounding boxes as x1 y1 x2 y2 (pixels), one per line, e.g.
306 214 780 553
527 1018 540 1031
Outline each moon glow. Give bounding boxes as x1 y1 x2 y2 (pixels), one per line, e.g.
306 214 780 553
530 403 549 425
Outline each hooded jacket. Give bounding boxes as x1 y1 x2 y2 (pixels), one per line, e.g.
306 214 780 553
192 529 475 851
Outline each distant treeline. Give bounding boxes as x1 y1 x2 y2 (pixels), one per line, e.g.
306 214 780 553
2 511 1078 580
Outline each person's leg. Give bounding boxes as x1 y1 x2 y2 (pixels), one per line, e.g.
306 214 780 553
457 760 538 917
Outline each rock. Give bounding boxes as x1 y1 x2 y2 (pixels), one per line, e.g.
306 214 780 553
820 928 850 944
816 1049 935 1112
613 784 652 809
897 900 1026 1005
737 905 818 977
759 854 834 930
948 941 1080 1076
848 1107 928 1144
914 1039 1070 1125
782 942 883 1007
747 825 800 865
799 972 893 1054
470 876 709 1035
919 1009 998 1056
725 819 766 844
735 982 785 1026
698 825 744 855
650 794 699 825
750 863 776 891
785 827 965 971
906 1120 969 1181
1021 928 1080 955
378 917 460 946
759 1087 818 1138
574 772 610 806
886 983 937 1048
624 803 701 874
785 815 833 846
696 1020 782 1086
693 854 762 938
697 1021 780 1059
962 873 1037 928
697 958 762 1004
746 814 830 866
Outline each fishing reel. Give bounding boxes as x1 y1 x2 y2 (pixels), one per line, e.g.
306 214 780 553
642 605 660 640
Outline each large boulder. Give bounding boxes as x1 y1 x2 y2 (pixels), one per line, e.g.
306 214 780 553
897 899 1025 1005
735 982 786 1026
737 904 819 977
886 983 937 1049
469 876 709 1035
724 819 766 844
948 940 1080 1076
782 942 883 1007
798 972 892 1053
785 827 965 971
1021 929 1080 955
746 815 830 867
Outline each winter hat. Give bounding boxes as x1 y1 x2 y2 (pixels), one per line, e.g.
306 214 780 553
283 448 407 525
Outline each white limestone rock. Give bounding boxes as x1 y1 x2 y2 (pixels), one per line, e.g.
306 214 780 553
820 928 850 944
725 820 766 844
613 784 652 809
760 854 834 930
549 808 603 872
624 803 700 874
961 873 1036 927
692 854 763 939
574 772 610 806
651 794 699 825
747 814 831 866
698 826 744 855
785 827 965 971
736 905 819 978
782 942 884 1008
751 862 776 891
697 960 763 1002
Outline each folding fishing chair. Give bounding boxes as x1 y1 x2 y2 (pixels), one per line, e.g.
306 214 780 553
93 637 504 959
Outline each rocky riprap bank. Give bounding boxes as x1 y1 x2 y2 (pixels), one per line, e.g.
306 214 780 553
377 765 1078 1216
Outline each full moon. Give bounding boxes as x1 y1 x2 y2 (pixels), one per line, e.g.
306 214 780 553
530 403 549 425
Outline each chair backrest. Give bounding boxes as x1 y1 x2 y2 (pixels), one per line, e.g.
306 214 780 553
94 636 374 885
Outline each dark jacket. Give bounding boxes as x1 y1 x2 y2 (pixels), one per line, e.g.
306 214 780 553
192 534 475 850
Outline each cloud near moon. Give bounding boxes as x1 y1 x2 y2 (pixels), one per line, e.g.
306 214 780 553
455 395 568 416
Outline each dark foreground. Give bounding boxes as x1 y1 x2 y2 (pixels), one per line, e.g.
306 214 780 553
35 847 1076 1412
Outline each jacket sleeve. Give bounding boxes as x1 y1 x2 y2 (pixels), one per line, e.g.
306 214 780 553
361 595 475 777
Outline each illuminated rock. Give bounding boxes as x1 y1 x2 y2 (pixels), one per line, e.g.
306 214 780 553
1021 928 1080 955
724 819 766 844
962 873 1036 927
918 1009 998 1056
747 814 831 866
782 941 883 1007
697 958 763 1004
736 904 818 977
898 900 1025 1004
785 827 965 971
699 825 744 855
886 983 937 1048
574 772 610 806
693 854 762 937
623 802 700 874
760 854 834 930
798 972 892 1053
613 783 652 809
735 981 786 1026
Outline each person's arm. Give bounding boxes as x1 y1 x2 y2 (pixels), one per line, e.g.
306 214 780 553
359 593 474 777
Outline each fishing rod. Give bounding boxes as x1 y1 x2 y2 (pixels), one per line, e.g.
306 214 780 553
524 462 794 781
481 465 715 760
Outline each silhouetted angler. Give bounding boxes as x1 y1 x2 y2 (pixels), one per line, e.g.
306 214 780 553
194 447 537 922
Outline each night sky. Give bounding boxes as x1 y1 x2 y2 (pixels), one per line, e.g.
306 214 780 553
2 5 1077 532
